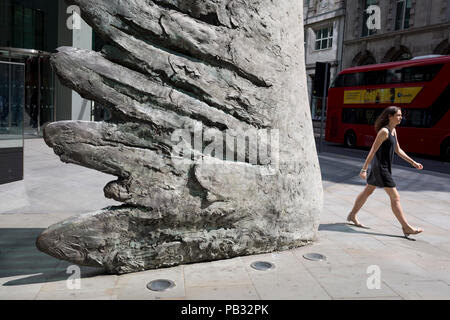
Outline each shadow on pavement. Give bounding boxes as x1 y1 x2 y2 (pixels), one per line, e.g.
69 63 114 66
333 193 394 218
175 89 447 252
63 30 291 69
0 228 105 286
319 223 409 240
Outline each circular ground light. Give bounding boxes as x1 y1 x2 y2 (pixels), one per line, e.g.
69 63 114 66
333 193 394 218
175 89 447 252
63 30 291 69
146 279 176 291
250 261 275 271
303 253 326 261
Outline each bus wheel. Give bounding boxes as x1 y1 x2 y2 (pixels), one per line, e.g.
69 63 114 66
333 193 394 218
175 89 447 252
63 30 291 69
440 138 450 162
344 130 357 148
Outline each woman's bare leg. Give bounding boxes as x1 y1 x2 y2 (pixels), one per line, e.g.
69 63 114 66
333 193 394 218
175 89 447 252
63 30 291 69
384 187 423 233
347 184 376 226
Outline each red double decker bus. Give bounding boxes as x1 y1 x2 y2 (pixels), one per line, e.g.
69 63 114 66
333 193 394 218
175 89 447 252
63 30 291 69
325 55 450 161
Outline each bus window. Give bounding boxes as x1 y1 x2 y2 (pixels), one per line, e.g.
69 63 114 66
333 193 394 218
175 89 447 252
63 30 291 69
428 85 449 127
344 73 364 87
399 85 450 128
342 108 357 123
342 108 382 125
331 74 344 88
363 70 386 85
401 64 443 83
399 84 448 128
400 109 427 127
386 69 402 84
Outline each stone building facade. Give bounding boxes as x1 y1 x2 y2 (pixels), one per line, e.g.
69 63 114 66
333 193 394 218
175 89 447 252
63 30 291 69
303 0 346 120
343 0 450 68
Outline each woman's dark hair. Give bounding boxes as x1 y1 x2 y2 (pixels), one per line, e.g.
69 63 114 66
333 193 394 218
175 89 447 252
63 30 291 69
374 106 401 132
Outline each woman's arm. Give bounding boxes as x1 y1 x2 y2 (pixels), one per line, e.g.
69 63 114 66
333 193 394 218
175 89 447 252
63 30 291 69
359 128 389 179
393 130 423 169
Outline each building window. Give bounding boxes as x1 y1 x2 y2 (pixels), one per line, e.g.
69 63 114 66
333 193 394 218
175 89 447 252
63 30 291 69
315 26 333 50
392 51 412 61
11 3 45 50
362 0 378 37
395 0 411 30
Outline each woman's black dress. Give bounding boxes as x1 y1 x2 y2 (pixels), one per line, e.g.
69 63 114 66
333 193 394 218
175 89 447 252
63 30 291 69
367 127 397 188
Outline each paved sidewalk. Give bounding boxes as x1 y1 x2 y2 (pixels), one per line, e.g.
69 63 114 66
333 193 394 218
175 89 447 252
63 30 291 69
1 139 449 300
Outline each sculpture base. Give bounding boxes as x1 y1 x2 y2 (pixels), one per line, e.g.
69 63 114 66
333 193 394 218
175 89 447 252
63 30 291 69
36 205 315 274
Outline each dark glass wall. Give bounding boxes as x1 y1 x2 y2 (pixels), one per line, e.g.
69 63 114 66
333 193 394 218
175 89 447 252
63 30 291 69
0 61 24 184
0 0 59 52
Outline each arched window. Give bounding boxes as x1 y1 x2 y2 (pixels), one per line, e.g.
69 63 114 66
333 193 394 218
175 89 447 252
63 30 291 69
352 51 376 66
433 39 450 55
360 55 377 65
383 46 412 62
392 51 412 61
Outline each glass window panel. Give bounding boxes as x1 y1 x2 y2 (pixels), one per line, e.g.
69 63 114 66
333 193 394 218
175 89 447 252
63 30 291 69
363 70 386 85
410 110 425 126
12 4 24 48
362 15 369 36
386 69 402 84
315 40 320 50
0 64 10 135
331 75 343 87
344 73 364 86
401 109 426 127
39 56 55 127
401 64 443 83
23 7 34 49
404 0 411 29
0 62 24 148
428 85 449 127
342 108 382 125
35 10 44 50
395 1 405 30
314 27 333 49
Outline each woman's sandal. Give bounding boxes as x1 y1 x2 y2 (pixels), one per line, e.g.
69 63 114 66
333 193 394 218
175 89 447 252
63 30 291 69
347 213 367 228
402 226 423 238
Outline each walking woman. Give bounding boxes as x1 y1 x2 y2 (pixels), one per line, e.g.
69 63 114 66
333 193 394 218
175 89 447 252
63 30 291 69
347 106 424 238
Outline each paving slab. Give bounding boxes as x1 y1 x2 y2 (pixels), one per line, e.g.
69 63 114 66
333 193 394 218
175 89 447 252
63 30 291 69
0 274 44 300
114 266 185 300
186 285 259 300
249 269 332 300
183 257 252 288
302 263 400 299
